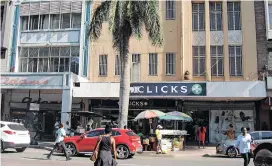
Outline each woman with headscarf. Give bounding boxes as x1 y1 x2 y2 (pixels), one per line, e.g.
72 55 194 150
254 143 272 166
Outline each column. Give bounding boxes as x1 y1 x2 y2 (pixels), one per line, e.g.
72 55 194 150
3 91 11 121
223 1 230 81
205 1 211 81
61 89 72 130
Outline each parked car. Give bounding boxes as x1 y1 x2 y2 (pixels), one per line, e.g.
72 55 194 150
64 128 143 159
216 131 272 158
0 121 31 153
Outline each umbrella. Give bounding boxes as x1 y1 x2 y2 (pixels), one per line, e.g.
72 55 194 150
159 115 185 121
134 110 166 120
166 111 193 122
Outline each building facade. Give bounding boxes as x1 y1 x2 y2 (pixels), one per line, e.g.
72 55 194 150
72 1 266 143
0 0 91 139
1 0 14 72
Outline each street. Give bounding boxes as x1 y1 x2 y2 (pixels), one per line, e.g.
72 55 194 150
1 148 254 166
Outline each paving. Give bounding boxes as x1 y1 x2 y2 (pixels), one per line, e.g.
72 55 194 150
30 141 217 158
1 148 254 166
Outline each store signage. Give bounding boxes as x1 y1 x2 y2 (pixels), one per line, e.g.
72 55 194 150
1 76 49 85
0 75 63 89
130 83 206 96
22 97 62 104
117 100 149 107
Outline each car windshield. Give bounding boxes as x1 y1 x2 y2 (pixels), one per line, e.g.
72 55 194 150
7 124 27 131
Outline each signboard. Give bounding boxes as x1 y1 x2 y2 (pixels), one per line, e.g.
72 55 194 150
130 83 206 96
0 75 63 89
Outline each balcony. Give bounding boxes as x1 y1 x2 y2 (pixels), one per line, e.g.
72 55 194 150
20 29 80 45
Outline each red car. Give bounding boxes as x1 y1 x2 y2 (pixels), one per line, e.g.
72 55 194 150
64 128 142 159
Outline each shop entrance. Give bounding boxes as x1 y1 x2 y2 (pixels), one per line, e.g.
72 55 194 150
185 110 209 145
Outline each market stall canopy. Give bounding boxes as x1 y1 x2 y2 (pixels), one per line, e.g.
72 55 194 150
159 115 186 121
134 110 166 120
166 111 193 122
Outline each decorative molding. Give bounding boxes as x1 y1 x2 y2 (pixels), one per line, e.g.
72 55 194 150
228 30 242 45
210 31 224 45
192 32 206 46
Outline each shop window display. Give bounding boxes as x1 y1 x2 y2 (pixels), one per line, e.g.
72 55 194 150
209 110 254 143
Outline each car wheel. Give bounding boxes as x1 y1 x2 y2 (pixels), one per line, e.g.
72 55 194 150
16 147 27 152
65 143 77 156
227 147 238 158
117 145 130 159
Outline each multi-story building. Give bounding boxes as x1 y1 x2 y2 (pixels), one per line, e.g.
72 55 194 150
0 0 90 139
72 1 266 143
1 0 14 73
259 0 272 131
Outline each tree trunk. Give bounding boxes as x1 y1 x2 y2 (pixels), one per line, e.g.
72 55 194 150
118 53 130 129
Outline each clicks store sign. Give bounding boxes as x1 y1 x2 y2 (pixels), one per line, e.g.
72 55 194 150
130 83 206 96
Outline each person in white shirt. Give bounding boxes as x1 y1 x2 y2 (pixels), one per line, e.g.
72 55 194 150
47 123 71 161
235 127 252 166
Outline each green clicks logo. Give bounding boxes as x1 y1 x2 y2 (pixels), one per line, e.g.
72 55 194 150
191 84 203 95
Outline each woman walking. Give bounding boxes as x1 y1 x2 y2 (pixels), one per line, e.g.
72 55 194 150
94 125 117 166
235 127 252 166
198 124 206 148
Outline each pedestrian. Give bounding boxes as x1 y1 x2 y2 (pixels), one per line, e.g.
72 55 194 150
34 121 43 141
94 125 117 166
198 123 206 149
235 127 252 166
47 123 72 161
155 125 163 154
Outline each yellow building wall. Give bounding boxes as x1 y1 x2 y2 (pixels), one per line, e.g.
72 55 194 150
88 1 258 83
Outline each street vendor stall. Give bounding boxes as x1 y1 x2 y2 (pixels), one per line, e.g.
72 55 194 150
134 110 193 153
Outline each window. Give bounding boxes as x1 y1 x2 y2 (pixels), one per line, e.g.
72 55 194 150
132 54 140 63
72 13 81 28
165 53 176 75
86 130 105 137
261 132 272 140
211 46 224 76
112 130 121 136
115 55 121 75
39 15 49 29
126 131 138 136
193 46 205 76
29 15 39 30
21 16 29 30
192 3 205 31
250 132 260 140
61 13 71 29
0 124 5 128
269 4 272 29
99 55 108 76
19 1 82 31
228 2 241 30
210 2 222 31
50 14 60 29
19 46 79 74
149 53 158 76
229 46 242 76
165 0 176 20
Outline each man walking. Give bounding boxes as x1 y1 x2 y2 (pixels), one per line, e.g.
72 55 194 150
235 127 252 166
47 123 72 161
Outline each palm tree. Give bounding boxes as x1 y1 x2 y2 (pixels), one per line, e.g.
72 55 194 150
89 0 163 128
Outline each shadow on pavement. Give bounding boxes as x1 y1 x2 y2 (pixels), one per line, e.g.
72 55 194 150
202 154 233 158
1 150 17 153
22 157 48 161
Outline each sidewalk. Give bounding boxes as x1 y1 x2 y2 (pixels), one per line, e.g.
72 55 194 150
29 141 54 151
135 146 216 158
